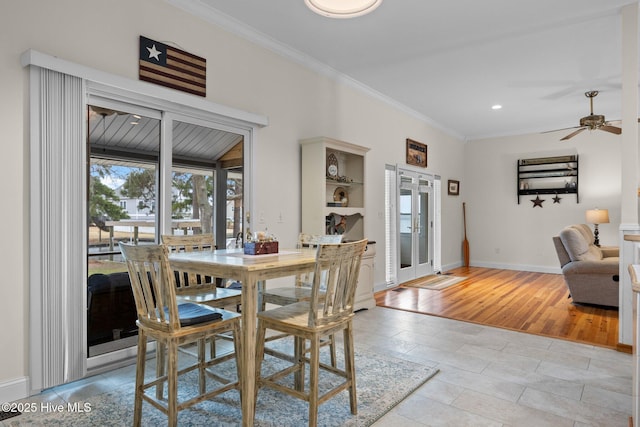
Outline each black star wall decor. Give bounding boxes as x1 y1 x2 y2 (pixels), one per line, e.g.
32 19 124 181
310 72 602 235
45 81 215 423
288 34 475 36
531 195 545 208
552 194 562 203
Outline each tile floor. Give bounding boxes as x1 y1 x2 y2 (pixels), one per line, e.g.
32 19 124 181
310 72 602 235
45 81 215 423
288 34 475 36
356 307 632 427
4 306 633 426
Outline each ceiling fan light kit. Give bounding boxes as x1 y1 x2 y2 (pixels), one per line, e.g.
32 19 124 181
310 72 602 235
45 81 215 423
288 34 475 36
304 0 382 18
557 90 622 140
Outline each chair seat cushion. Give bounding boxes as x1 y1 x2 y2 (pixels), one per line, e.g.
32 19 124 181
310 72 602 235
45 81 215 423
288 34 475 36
165 303 223 327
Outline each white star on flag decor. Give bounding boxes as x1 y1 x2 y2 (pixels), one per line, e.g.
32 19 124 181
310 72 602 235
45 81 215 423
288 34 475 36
146 44 162 61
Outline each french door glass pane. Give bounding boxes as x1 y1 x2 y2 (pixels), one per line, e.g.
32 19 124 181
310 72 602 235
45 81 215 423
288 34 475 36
418 179 429 265
399 176 413 269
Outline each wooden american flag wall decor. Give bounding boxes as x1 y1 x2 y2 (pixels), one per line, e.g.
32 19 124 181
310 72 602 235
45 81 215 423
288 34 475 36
139 35 206 97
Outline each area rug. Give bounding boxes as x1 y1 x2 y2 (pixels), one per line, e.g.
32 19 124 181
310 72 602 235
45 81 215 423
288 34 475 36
5 341 438 427
403 274 466 290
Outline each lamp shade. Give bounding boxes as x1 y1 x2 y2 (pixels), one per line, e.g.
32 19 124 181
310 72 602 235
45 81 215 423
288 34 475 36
585 209 609 225
305 0 382 18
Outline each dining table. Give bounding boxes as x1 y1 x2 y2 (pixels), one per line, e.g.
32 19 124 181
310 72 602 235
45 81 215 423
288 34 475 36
168 247 318 426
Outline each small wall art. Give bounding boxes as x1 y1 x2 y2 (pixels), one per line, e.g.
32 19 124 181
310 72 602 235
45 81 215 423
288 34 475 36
406 138 427 168
448 179 460 196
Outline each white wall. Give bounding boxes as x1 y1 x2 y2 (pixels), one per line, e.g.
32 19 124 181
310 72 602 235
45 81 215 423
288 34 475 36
0 0 464 396
465 130 622 273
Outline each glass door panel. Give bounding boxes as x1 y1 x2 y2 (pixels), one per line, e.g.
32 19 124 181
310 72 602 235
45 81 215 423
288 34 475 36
87 104 160 358
418 179 430 266
399 176 413 270
171 165 214 236
225 168 243 248
170 119 244 249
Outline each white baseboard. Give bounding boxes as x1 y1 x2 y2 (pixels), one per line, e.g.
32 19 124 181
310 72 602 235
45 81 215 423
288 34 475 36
372 262 561 294
470 261 560 274
441 261 463 272
0 376 29 403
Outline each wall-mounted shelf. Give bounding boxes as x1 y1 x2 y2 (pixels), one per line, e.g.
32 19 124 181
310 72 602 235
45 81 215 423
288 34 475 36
517 155 579 204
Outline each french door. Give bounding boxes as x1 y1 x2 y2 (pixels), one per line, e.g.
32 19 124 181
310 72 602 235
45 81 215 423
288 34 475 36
397 168 434 283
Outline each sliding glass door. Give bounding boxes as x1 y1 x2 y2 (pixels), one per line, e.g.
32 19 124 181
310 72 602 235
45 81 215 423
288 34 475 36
87 103 160 358
27 62 261 392
86 102 246 367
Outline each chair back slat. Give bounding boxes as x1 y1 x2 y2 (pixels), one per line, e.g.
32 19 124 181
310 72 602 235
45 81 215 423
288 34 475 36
162 234 216 292
119 243 180 331
296 233 343 287
298 233 343 248
308 240 367 327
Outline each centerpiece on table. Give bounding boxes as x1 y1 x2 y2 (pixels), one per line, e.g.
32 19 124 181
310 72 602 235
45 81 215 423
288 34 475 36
244 230 279 255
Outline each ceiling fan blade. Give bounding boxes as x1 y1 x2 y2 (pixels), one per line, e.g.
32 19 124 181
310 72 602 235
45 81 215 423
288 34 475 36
599 125 622 135
560 127 586 141
541 87 579 100
602 118 640 124
541 126 580 134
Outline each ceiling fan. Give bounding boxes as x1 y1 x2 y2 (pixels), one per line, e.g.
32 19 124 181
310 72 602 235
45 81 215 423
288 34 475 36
556 90 621 141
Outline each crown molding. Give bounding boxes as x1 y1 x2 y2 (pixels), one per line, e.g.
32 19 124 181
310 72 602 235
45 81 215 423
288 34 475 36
166 0 463 141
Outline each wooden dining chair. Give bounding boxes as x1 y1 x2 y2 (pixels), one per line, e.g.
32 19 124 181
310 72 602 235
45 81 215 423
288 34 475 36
161 233 242 309
255 239 367 427
261 233 343 308
119 242 242 427
260 233 343 365
162 233 242 359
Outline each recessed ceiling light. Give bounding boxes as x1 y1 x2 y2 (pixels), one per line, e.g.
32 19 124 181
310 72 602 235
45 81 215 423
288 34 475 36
491 105 502 110
305 0 382 18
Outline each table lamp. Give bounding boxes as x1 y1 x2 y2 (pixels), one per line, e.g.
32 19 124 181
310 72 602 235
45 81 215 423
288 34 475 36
585 208 609 247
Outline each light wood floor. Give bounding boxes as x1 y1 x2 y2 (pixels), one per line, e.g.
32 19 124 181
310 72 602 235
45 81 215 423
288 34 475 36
375 266 623 350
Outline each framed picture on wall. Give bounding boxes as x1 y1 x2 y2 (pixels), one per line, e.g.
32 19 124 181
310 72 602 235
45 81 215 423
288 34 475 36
406 138 427 168
448 180 460 196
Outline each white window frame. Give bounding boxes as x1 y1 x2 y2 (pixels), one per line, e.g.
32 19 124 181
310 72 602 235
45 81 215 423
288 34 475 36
23 49 267 393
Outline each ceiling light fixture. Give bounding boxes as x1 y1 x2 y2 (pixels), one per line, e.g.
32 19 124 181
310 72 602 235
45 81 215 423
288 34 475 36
305 0 382 18
491 104 502 110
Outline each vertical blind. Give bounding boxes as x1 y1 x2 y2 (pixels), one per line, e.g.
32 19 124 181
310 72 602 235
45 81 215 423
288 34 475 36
384 164 397 285
433 176 442 273
30 68 85 391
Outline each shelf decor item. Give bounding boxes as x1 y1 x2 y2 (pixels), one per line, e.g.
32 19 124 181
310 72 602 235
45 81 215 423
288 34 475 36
531 195 545 208
406 138 427 168
326 152 339 178
333 187 349 207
